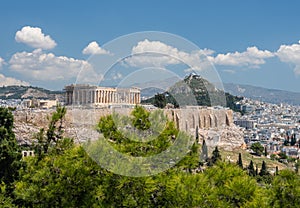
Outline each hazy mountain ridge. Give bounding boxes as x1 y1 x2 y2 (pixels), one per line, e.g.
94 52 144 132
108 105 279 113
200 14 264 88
224 83 300 105
0 85 63 100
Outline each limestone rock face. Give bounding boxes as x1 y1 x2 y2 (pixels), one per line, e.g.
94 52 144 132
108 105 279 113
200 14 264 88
197 126 244 151
13 110 52 145
13 107 244 151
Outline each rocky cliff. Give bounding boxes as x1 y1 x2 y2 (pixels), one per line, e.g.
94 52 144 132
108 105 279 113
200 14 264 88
13 106 244 150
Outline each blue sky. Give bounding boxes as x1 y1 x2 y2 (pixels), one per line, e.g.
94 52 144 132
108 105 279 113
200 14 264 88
1 0 300 91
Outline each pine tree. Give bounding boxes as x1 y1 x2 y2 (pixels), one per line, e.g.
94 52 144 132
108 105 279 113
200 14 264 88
259 161 268 176
237 153 243 169
248 160 255 176
0 107 21 185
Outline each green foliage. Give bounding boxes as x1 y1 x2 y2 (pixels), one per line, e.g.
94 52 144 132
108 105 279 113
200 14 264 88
15 145 102 207
259 161 268 176
3 105 300 207
264 146 268 157
295 160 300 173
248 160 256 176
237 152 243 169
278 152 288 160
204 162 267 207
0 182 16 207
200 139 208 162
207 146 221 166
34 105 68 158
291 133 297 146
251 142 264 156
131 105 151 130
195 125 199 142
269 169 300 207
153 93 167 108
0 107 21 186
97 106 180 158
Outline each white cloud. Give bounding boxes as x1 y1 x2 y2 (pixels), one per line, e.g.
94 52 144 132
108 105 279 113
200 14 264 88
15 26 57 50
0 57 5 68
212 47 274 68
222 69 236 74
9 49 95 81
82 41 110 55
277 41 300 75
0 73 30 86
124 39 213 70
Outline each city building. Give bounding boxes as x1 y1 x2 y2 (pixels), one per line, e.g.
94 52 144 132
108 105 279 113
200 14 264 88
22 98 58 109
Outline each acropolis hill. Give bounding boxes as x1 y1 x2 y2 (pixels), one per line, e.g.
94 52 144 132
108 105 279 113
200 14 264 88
12 77 244 150
13 105 244 151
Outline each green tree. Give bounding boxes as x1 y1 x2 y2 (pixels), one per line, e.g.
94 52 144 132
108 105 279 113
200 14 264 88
34 105 68 159
269 169 300 207
0 107 21 185
200 139 208 162
275 166 279 175
15 145 102 207
195 125 199 142
278 152 288 160
259 161 268 176
291 133 297 146
208 146 221 166
251 142 264 156
153 93 166 108
204 162 267 207
131 105 151 130
248 160 255 176
237 152 243 169
264 146 268 156
295 160 300 173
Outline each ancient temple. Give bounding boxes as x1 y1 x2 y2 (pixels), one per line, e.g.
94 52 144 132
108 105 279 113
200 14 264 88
64 84 141 105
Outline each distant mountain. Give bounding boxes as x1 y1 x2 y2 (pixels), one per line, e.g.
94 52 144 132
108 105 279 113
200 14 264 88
0 85 63 100
141 87 165 99
224 83 300 105
142 74 243 112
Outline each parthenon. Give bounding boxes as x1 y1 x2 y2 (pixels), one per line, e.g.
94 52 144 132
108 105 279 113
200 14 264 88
64 84 141 105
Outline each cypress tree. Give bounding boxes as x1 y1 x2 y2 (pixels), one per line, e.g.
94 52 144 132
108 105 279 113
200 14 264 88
195 126 199 143
248 160 255 176
200 139 208 162
255 164 258 176
291 134 297 146
264 146 268 157
237 153 243 169
211 146 221 164
275 166 279 175
259 161 268 176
